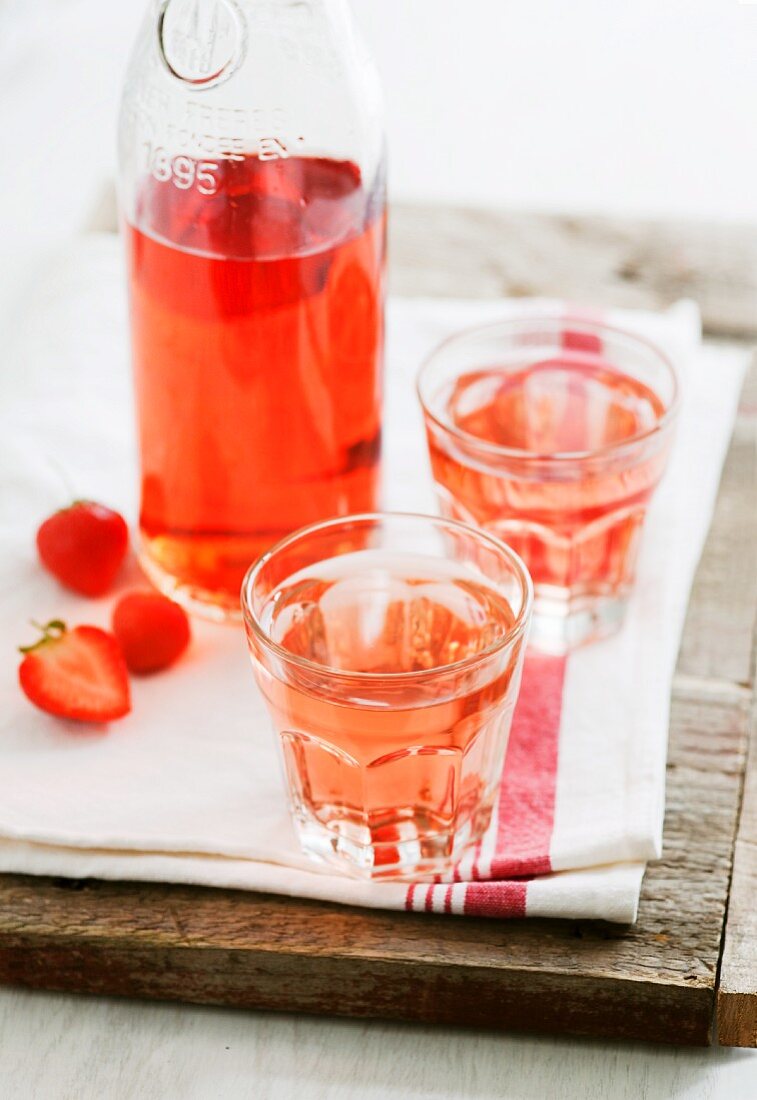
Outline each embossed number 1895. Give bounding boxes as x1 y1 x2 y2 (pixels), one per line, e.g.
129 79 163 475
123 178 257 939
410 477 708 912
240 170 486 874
143 144 219 195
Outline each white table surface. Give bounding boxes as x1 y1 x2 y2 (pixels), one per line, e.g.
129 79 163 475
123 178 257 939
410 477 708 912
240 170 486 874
3 985 757 1100
2 2 756 1096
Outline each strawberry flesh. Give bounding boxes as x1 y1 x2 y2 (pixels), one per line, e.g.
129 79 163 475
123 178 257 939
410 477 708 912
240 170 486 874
19 623 131 723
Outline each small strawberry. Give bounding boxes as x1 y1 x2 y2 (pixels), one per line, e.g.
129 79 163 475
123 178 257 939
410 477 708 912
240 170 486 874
18 621 131 723
36 501 129 597
112 591 191 675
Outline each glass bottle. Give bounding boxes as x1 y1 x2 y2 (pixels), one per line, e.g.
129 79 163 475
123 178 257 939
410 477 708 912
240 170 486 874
118 0 386 619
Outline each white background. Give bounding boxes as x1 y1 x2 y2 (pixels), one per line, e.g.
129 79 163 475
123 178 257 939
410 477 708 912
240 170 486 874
2 0 755 322
2 0 757 237
1 1 756 1097
357 0 757 222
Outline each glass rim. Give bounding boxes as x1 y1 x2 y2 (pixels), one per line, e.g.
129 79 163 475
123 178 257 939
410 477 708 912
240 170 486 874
416 315 682 464
240 511 533 684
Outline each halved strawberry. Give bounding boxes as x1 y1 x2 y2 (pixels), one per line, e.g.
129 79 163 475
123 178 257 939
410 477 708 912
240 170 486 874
18 621 131 723
36 501 129 597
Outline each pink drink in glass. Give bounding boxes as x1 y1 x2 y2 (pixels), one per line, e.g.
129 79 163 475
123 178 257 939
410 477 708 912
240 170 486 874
418 318 679 652
242 514 532 878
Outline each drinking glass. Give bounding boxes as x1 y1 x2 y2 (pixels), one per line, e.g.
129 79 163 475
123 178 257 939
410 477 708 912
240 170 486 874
242 512 532 879
417 316 679 653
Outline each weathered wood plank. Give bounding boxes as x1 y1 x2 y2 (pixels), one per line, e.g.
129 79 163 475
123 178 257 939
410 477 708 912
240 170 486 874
719 687 757 1047
0 929 713 1046
677 358 757 687
390 204 757 340
0 688 748 1045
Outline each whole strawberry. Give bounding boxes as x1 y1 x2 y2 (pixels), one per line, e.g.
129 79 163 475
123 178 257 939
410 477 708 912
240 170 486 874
18 621 131 723
112 591 191 675
37 501 129 597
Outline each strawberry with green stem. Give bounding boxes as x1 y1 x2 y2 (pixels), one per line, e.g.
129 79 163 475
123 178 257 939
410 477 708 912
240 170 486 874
18 621 131 723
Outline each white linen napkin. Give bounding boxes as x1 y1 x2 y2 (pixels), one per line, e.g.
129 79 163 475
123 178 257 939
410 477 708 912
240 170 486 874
0 235 747 921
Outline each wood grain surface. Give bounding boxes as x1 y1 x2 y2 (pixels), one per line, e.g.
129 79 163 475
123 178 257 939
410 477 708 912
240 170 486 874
1 205 755 1047
711 357 757 1048
390 205 757 341
719 693 757 1048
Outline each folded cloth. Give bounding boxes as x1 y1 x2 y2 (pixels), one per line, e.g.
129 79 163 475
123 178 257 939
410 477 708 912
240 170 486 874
0 235 747 921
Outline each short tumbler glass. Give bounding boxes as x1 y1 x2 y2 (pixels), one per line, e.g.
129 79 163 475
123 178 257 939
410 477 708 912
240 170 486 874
241 513 532 880
418 317 680 653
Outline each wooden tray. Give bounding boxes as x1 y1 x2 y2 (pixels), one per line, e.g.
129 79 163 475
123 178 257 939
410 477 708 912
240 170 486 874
1 207 756 1047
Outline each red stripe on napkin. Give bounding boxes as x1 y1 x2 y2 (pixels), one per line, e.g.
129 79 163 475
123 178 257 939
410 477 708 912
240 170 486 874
488 655 566 878
444 884 454 913
402 653 566 915
463 881 528 918
562 329 603 354
562 304 606 354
